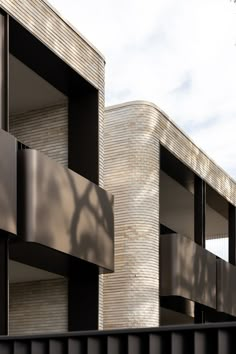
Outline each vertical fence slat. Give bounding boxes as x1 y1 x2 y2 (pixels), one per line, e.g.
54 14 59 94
194 332 207 354
128 335 142 354
31 340 49 354
128 335 148 354
107 335 127 354
195 330 217 354
172 333 185 354
149 334 162 354
49 339 66 354
150 333 171 354
0 341 13 354
172 332 194 354
68 338 87 354
13 341 30 354
87 337 106 354
218 330 231 354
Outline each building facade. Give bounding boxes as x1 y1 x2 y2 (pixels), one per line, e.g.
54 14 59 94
103 101 236 328
0 0 114 335
0 0 235 345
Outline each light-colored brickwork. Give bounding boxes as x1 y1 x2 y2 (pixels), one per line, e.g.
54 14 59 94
1 0 104 89
0 0 105 178
9 278 68 335
103 103 160 329
9 101 105 329
2 0 106 186
103 100 236 329
106 101 236 204
142 100 236 205
10 103 68 166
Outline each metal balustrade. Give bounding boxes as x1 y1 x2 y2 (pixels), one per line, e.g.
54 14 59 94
160 234 217 309
1 322 236 354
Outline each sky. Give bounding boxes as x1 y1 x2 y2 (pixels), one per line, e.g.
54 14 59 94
49 0 236 178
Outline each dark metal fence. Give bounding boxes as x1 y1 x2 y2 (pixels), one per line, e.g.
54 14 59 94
1 322 236 354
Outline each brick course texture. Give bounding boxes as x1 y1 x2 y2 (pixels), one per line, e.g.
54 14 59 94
9 102 68 166
9 103 69 335
1 0 105 186
9 279 68 335
103 103 160 329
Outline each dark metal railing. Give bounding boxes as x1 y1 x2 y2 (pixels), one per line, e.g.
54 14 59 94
1 322 236 354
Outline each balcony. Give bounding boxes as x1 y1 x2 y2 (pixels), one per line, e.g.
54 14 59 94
160 233 236 320
0 129 114 273
0 129 17 236
217 259 236 317
160 233 216 309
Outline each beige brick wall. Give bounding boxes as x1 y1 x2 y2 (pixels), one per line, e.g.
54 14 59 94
1 0 104 89
9 101 105 329
9 102 68 166
9 104 68 335
105 102 236 207
9 278 68 335
103 104 160 329
0 0 105 184
138 100 236 205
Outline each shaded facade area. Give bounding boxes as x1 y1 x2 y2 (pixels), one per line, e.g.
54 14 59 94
0 3 114 335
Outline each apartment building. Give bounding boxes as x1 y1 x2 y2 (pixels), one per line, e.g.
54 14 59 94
0 0 114 335
103 101 236 328
0 0 235 353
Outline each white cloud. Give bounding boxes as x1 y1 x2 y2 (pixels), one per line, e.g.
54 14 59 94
49 0 236 178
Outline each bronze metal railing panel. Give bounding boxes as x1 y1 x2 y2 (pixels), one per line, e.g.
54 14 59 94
160 234 216 309
217 259 236 317
17 149 114 271
0 129 16 236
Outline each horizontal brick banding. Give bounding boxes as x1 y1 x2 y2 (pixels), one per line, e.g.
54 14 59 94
9 278 68 335
1 0 104 88
10 103 68 166
106 101 236 205
103 103 160 329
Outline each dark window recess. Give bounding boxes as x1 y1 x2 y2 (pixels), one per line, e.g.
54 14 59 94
17 141 29 150
160 224 176 235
